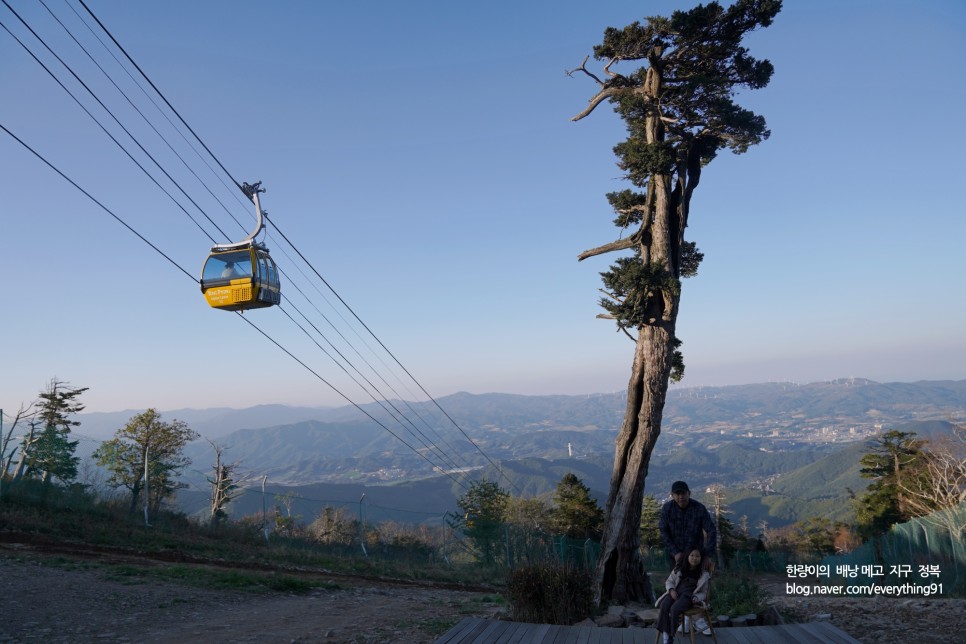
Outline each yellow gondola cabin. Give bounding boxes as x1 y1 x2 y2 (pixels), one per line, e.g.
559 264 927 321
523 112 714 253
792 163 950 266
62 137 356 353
200 181 281 312
200 246 280 311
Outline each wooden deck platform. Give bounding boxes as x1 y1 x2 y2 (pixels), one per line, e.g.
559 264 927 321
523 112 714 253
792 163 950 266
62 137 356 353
436 618 861 644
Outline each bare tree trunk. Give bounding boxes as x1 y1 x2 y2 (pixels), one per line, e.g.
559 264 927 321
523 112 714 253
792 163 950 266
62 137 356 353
209 443 223 527
149 490 163 520
128 478 142 516
1 406 34 496
594 323 674 605
709 485 729 569
592 60 681 604
11 422 38 483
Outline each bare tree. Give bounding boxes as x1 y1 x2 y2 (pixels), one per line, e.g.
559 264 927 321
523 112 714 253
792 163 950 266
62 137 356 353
310 505 356 545
897 423 966 539
207 440 252 528
10 419 41 484
708 484 732 568
755 519 771 545
273 491 301 536
0 403 35 493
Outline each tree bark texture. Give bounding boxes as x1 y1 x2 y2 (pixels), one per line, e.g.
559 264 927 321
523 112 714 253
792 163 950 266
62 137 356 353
593 58 680 606
594 318 676 605
595 178 676 607
579 0 779 606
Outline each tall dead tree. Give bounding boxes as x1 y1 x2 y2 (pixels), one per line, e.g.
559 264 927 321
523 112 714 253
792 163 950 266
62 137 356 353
207 440 250 528
0 404 35 495
571 0 781 604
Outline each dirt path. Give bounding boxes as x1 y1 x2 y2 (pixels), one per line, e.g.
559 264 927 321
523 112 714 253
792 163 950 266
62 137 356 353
0 543 501 643
2 539 963 643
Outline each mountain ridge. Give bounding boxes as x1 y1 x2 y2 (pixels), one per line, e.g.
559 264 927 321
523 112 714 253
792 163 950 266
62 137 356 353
65 379 965 530
76 378 966 440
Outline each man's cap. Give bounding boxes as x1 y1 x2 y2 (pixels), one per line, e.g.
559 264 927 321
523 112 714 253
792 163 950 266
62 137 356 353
671 481 690 493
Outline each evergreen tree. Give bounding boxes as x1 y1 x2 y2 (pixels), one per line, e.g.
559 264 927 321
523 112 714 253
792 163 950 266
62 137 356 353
551 473 604 540
455 479 509 564
23 379 87 489
855 430 926 538
791 517 841 556
639 494 662 550
717 515 741 564
570 0 781 603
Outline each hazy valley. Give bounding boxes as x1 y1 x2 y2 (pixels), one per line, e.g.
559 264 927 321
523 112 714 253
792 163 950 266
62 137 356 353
75 378 966 530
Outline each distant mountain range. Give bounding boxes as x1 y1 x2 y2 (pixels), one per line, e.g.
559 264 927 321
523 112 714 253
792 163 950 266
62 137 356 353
75 404 336 440
71 378 965 530
77 378 966 441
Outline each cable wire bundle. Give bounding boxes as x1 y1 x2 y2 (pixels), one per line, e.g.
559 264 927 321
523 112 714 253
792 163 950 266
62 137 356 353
1 0 521 495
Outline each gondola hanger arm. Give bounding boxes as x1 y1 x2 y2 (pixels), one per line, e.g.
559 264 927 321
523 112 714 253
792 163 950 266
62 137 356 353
212 181 266 252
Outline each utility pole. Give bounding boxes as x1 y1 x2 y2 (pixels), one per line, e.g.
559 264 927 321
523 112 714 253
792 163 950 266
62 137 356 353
261 475 269 543
0 409 4 498
359 493 368 558
441 512 450 565
143 442 151 527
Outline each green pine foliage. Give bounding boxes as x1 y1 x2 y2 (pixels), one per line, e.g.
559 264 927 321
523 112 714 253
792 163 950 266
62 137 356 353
454 479 510 565
598 258 682 330
577 0 780 398
639 494 662 549
23 379 87 488
855 430 928 538
551 474 604 541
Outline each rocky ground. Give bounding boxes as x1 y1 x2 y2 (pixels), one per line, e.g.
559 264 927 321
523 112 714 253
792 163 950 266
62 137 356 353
1 539 963 643
592 574 965 644
759 576 966 644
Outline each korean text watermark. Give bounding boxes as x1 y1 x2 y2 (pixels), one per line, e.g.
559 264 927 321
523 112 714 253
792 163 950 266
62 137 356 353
784 563 944 597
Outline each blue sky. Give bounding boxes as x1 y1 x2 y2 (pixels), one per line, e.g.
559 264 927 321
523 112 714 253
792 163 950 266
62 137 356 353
2 0 964 414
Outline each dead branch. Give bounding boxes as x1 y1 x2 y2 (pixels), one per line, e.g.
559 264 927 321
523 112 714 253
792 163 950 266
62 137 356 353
603 56 620 78
896 440 966 533
597 288 618 303
578 233 640 261
1 403 34 483
592 299 637 341
571 86 624 122
565 56 602 83
568 56 632 122
592 315 637 342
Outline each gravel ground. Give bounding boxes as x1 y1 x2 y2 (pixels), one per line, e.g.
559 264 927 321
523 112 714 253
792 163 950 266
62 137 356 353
0 548 500 643
760 577 966 643
1 540 963 643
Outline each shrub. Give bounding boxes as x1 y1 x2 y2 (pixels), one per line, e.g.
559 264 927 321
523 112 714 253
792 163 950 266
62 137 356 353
505 562 594 625
711 572 767 617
